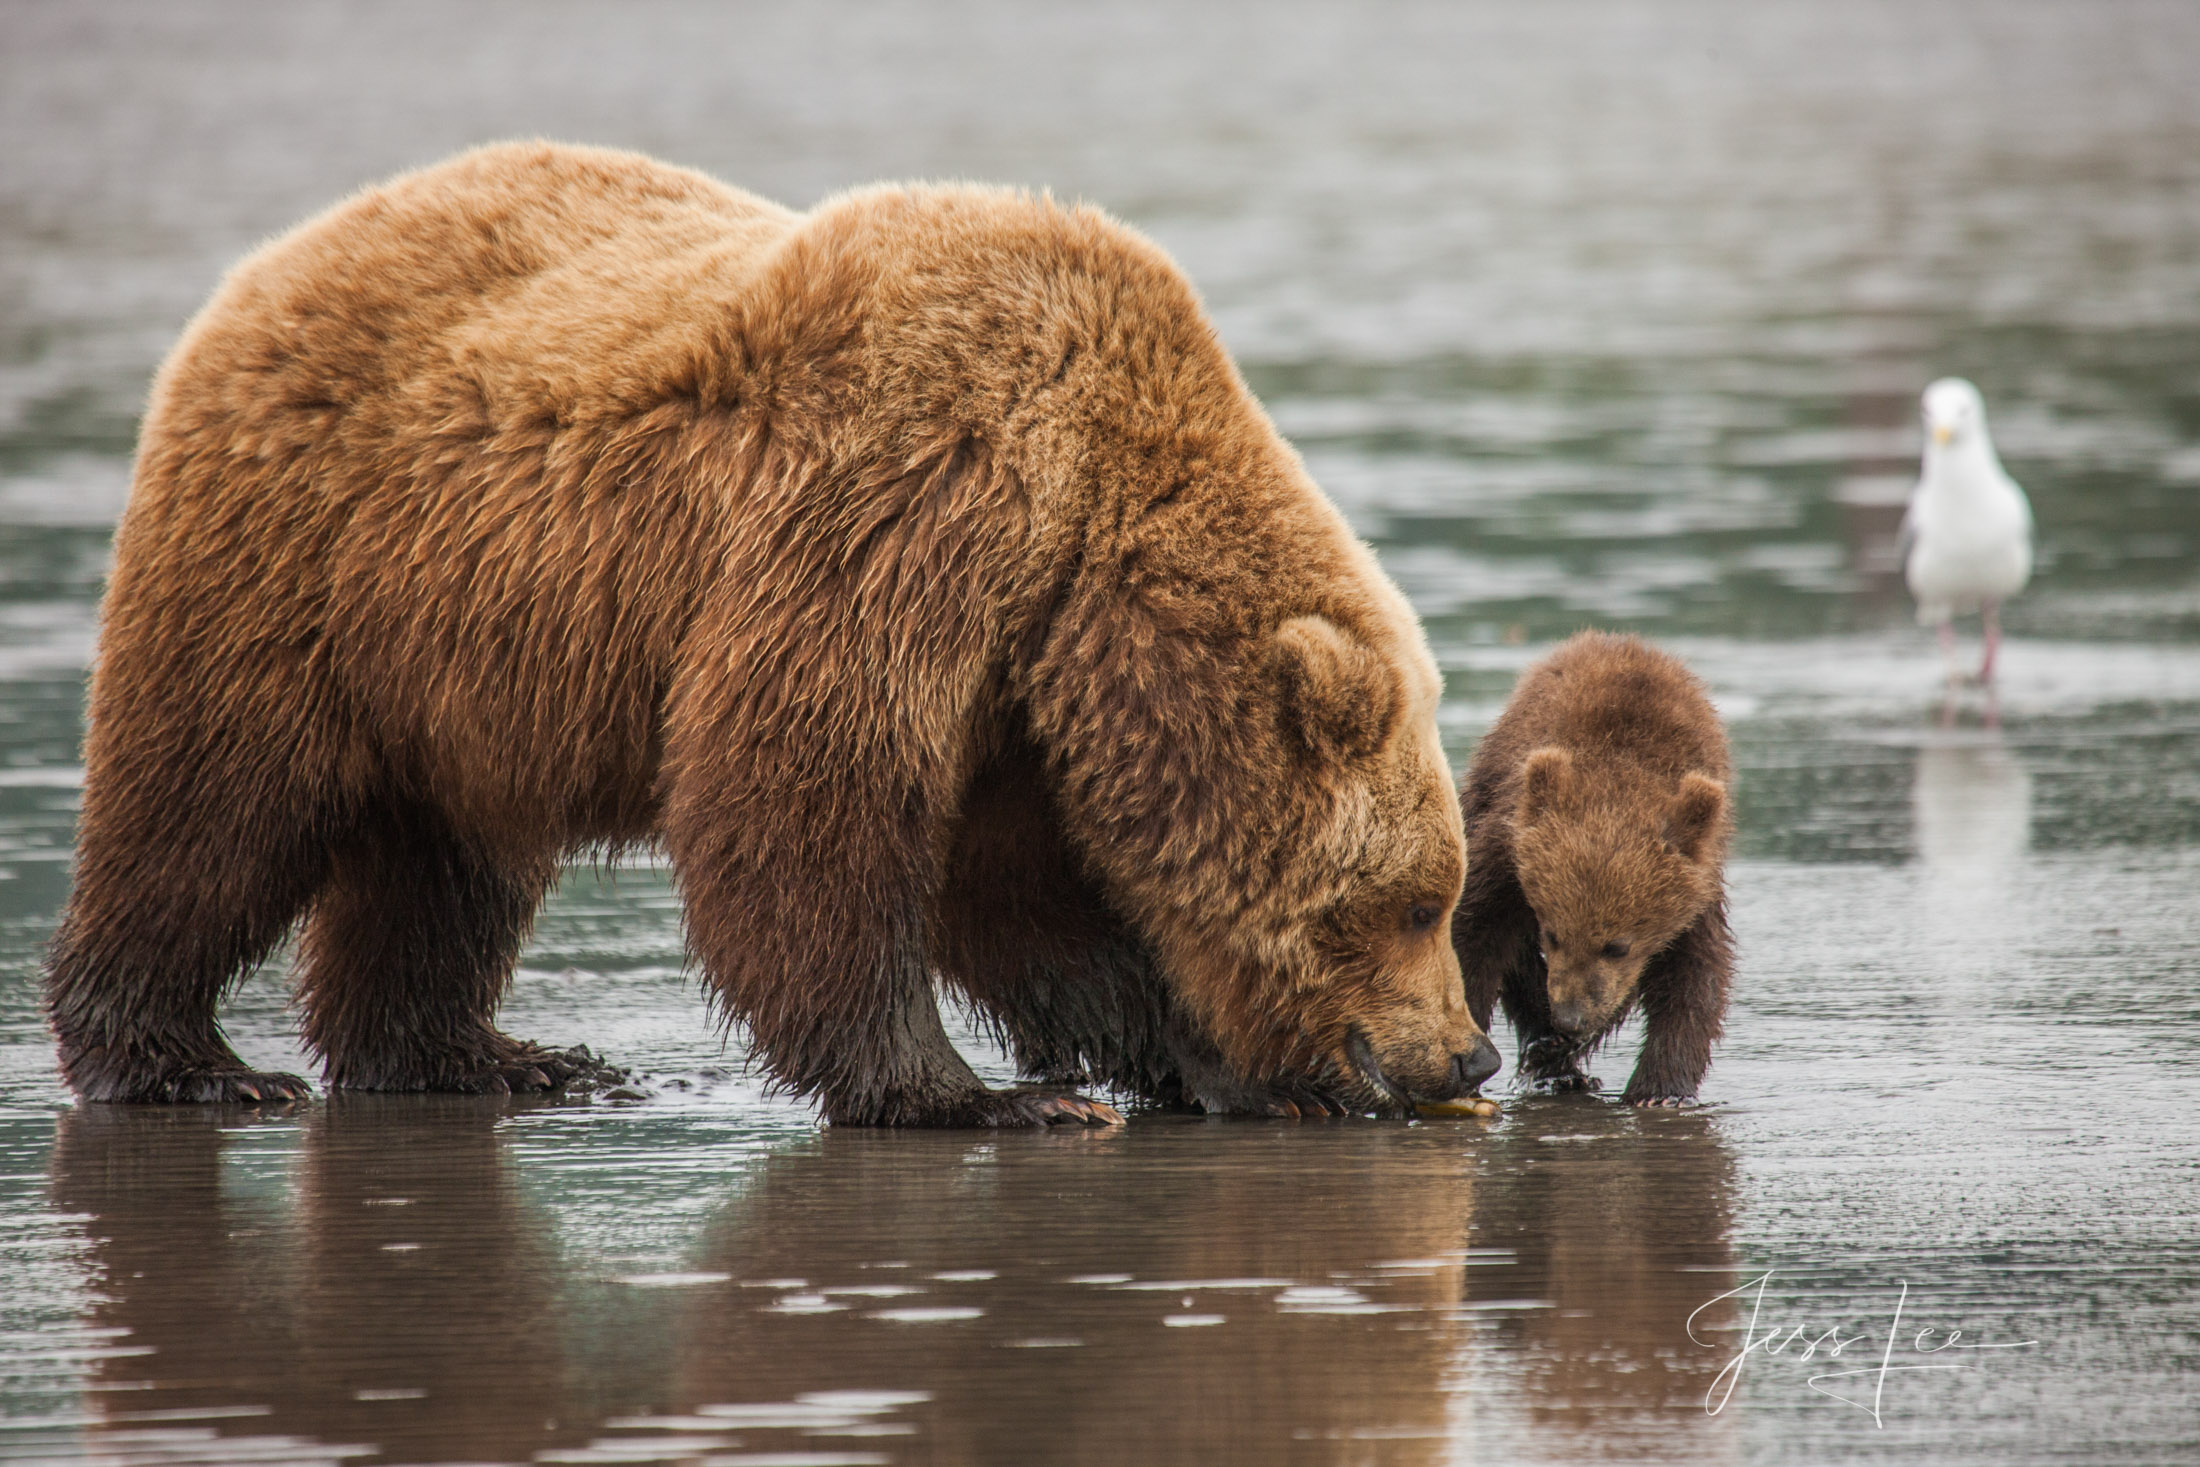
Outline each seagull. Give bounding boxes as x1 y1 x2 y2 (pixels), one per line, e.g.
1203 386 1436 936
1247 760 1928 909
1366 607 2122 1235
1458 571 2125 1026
1901 378 2033 684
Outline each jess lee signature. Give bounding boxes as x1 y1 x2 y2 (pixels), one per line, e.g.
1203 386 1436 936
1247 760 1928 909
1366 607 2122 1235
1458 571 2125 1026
1688 1271 2038 1426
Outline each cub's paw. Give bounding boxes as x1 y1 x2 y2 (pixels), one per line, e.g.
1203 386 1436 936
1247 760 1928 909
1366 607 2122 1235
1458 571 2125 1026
1625 1093 1697 1109
1522 1069 1602 1096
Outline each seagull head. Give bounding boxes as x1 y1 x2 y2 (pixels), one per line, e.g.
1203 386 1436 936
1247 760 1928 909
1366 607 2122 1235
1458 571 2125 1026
1922 376 1988 449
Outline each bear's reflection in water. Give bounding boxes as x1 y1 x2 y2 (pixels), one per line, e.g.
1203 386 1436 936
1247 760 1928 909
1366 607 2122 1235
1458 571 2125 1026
49 1098 596 1465
50 1104 1738 1465
671 1123 1476 1465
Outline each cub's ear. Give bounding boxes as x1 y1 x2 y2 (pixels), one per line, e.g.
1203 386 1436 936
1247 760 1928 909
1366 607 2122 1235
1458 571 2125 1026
1516 747 1574 825
1666 773 1728 863
1272 615 1398 760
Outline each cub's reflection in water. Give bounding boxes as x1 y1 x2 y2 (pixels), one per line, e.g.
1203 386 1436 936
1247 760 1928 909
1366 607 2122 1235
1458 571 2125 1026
1463 1101 1741 1463
50 1097 594 1465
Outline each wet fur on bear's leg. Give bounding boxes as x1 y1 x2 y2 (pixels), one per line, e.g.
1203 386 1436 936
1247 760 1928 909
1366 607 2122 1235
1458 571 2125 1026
44 661 333 1104
930 722 1177 1102
664 627 1121 1129
1621 902 1732 1106
934 732 1365 1120
295 799 580 1095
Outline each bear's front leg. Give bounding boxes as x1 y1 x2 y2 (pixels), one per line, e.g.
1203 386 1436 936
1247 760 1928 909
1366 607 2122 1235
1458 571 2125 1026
1621 903 1733 1107
782 964 1124 1129
666 777 1122 1128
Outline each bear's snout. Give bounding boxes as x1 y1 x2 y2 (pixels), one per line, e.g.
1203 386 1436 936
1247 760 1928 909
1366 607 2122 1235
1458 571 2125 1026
1346 1015 1498 1110
1452 1036 1501 1095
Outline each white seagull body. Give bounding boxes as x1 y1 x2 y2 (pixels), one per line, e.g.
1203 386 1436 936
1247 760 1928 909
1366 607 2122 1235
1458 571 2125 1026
1902 377 2033 683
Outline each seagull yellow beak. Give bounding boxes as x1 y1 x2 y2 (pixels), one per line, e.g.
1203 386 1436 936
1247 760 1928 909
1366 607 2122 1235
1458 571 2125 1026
1930 422 1953 446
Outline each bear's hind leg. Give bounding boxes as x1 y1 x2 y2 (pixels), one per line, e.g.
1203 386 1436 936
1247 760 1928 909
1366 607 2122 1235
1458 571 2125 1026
46 765 330 1104
295 802 591 1094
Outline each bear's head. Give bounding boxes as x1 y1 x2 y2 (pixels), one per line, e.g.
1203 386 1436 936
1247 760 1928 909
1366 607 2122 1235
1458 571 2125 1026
1509 747 1728 1040
1150 614 1498 1114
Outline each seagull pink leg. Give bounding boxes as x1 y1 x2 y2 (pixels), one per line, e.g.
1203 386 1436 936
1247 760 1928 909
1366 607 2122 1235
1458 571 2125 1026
1937 618 1958 682
1979 601 2001 684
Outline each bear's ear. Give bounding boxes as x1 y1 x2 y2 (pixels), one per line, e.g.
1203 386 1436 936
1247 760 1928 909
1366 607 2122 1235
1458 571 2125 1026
1665 773 1727 864
1516 747 1574 825
1272 615 1398 760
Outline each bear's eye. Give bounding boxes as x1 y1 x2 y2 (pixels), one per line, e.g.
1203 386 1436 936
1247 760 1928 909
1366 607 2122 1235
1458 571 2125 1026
1601 940 1630 960
1408 903 1441 932
1540 928 1558 951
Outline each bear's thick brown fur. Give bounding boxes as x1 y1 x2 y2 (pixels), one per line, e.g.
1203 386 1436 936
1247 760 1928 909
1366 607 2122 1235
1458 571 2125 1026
1451 632 1733 1105
47 142 1497 1125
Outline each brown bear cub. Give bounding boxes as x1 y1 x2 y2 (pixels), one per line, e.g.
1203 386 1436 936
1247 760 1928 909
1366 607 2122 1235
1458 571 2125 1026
1451 632 1733 1106
45 142 1497 1126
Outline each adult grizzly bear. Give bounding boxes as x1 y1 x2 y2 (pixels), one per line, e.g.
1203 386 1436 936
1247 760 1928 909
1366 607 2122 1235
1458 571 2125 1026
1451 632 1733 1105
47 142 1498 1126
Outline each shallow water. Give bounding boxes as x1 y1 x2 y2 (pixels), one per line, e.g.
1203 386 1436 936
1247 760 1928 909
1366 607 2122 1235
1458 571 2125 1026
3 3 2199 1463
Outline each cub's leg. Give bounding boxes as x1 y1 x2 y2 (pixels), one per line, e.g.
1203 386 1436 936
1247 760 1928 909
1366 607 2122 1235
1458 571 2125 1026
45 711 331 1104
1502 974 1603 1094
1454 862 1593 1093
1622 901 1733 1107
295 802 584 1094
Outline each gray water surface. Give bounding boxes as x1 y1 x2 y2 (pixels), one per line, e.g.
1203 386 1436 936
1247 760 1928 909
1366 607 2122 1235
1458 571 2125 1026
3 4 2199 1463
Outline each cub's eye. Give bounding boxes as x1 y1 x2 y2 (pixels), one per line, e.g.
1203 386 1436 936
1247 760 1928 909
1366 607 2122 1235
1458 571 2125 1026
1541 929 1559 951
1408 903 1441 932
1601 940 1631 960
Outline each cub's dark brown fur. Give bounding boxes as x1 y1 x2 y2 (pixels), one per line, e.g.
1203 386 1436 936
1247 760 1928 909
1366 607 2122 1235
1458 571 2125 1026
46 142 1494 1125
1451 632 1733 1104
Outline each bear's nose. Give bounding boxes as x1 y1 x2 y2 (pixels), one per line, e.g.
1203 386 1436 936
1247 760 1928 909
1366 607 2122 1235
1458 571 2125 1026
1451 1036 1500 1094
1549 999 1589 1036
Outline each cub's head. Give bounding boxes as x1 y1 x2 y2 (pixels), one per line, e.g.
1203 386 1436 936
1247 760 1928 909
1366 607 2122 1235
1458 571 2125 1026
1509 747 1728 1040
1157 614 1496 1114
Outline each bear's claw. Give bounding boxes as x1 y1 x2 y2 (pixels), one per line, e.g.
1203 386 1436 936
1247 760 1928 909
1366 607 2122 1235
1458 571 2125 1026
143 1068 311 1104
1028 1093 1125 1127
1264 1085 1352 1118
342 1042 631 1097
971 1089 1124 1128
468 1043 627 1095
